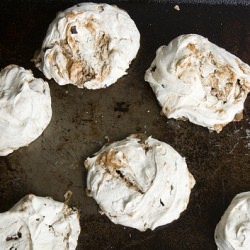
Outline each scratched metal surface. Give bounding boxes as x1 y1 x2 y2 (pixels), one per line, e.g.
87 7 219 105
0 1 250 249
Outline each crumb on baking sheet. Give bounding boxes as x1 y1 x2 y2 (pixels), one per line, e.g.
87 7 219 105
174 5 180 11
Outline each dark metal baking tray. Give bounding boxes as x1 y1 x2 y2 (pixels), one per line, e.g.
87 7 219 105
0 1 249 249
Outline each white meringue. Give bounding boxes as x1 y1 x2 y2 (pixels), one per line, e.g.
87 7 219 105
85 135 195 231
145 34 250 132
215 191 250 250
35 2 140 89
0 194 80 250
0 65 52 156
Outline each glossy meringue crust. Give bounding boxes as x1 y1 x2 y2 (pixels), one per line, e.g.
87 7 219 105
85 135 195 231
35 2 140 89
0 65 52 156
145 34 250 132
215 191 250 250
0 194 80 250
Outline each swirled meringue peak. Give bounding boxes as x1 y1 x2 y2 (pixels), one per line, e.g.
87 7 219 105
0 65 52 156
85 134 195 231
34 2 140 89
145 34 250 133
215 192 250 250
0 194 80 250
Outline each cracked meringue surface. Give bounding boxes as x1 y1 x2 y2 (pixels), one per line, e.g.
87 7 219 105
0 194 80 250
0 65 52 156
35 2 140 89
145 34 250 132
215 192 250 250
85 135 195 231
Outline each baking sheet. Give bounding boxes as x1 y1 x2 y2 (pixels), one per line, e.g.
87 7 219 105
0 1 250 249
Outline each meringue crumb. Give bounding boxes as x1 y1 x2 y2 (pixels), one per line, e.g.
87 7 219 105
104 136 110 143
64 190 73 203
174 5 180 11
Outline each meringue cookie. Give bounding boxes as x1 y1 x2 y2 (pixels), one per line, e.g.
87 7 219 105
85 135 195 231
35 2 140 89
0 194 80 250
145 34 250 133
215 191 250 250
0 65 52 156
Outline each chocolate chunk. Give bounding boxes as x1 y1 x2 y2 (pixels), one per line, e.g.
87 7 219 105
70 26 78 34
6 232 22 241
